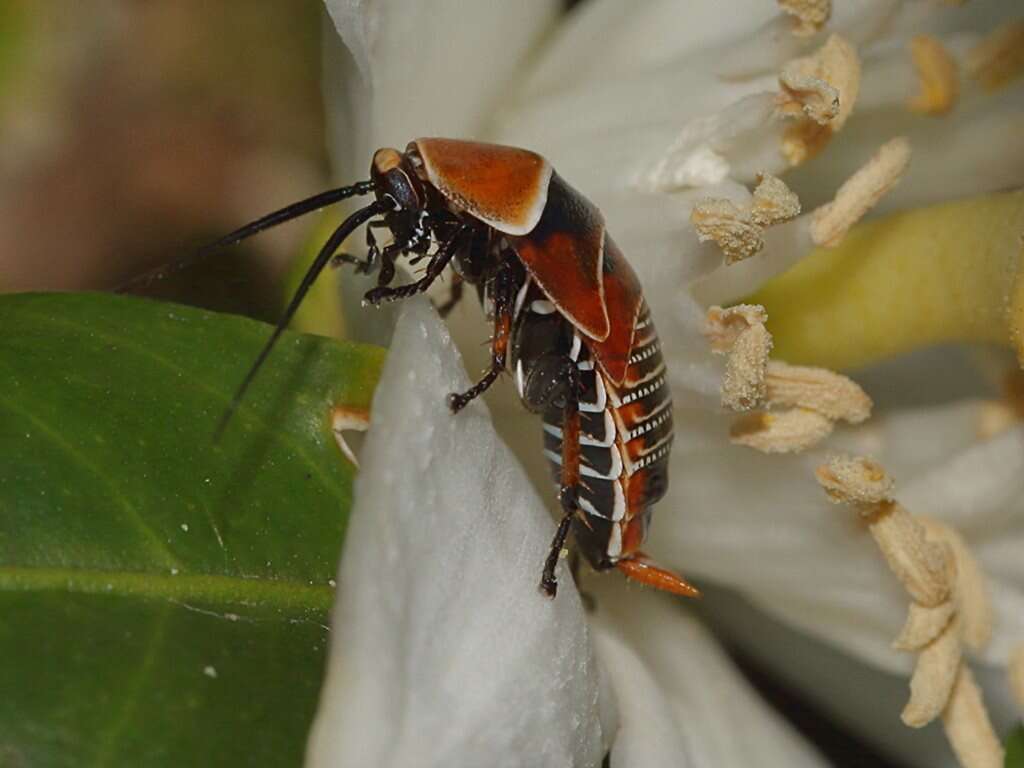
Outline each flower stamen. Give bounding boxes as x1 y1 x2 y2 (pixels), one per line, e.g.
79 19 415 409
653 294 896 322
765 361 872 423
707 306 871 451
816 456 1004 768
778 34 861 165
966 20 1024 91
810 137 911 247
777 0 832 38
908 35 959 115
692 174 801 264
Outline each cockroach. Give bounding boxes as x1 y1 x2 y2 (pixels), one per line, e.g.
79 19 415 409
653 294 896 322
174 138 699 599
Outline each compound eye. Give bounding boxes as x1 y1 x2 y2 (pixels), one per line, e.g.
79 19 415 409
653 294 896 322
385 168 421 212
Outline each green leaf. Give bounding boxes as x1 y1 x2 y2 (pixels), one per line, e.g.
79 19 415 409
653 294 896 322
1007 723 1024 768
0 292 384 766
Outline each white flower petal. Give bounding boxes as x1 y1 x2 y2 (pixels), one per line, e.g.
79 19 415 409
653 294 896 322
306 299 610 768
323 0 560 171
785 88 1024 215
700 584 985 768
515 0 774 100
652 400 1024 673
590 581 829 767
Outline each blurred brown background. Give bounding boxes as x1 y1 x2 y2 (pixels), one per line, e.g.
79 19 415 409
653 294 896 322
0 0 328 318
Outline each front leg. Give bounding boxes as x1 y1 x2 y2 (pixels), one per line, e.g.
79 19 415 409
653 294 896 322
362 226 469 306
435 275 464 318
330 222 392 275
540 362 581 597
447 263 515 413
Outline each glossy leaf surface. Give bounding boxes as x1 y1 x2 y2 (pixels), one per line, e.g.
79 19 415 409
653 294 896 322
0 292 383 766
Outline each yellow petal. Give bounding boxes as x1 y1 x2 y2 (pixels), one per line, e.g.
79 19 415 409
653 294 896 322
751 190 1024 370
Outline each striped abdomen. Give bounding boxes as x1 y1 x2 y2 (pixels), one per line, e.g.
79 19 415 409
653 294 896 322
540 301 673 570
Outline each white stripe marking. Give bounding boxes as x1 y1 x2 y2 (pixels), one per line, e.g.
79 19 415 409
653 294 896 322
628 339 661 365
544 445 623 481
620 375 665 405
530 299 556 314
607 522 623 559
579 496 601 517
627 407 671 442
628 362 666 388
612 481 625 522
544 409 617 448
513 276 531 318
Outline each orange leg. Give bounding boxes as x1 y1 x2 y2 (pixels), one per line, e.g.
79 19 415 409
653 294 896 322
540 363 581 597
448 264 514 413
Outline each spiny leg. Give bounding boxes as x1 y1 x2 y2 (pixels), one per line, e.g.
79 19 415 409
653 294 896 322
448 261 515 413
362 225 470 306
540 362 581 597
435 275 464 318
333 240 404 278
331 221 391 274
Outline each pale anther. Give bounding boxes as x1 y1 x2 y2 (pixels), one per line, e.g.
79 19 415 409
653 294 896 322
779 69 839 126
765 361 871 423
966 20 1024 91
902 615 962 727
693 175 800 263
691 199 764 264
892 601 956 652
779 35 861 165
816 456 1002 766
704 304 768 353
721 324 773 411
777 0 831 37
810 137 911 247
730 409 833 453
815 455 893 506
750 173 802 228
908 35 959 115
708 308 869 452
920 518 993 652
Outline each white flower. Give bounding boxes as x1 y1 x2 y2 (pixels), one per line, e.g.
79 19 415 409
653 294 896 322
309 1 1024 766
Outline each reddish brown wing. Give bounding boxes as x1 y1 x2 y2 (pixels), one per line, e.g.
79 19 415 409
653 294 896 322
589 234 644 384
412 138 552 236
509 175 643 384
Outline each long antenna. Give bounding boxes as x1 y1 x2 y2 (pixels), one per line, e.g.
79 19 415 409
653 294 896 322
215 199 387 439
116 180 376 293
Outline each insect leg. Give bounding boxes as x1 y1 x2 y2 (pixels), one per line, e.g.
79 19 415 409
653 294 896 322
362 226 470 306
447 264 514 413
435 275 464 318
331 221 390 273
540 362 582 597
